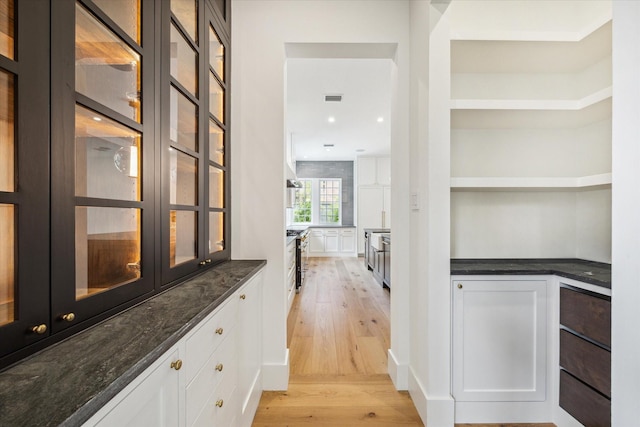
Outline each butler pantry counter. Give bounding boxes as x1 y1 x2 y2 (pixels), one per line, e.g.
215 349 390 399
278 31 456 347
0 260 266 427
451 258 611 425
451 258 611 289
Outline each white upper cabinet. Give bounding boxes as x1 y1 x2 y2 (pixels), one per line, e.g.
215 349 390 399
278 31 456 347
357 156 390 186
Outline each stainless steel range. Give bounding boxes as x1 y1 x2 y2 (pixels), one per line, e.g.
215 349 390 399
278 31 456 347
287 228 309 292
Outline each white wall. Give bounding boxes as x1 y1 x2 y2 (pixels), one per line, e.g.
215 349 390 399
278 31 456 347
612 2 640 425
231 0 411 391
406 2 455 425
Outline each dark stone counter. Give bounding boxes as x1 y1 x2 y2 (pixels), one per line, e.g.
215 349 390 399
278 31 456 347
451 258 611 289
0 260 266 427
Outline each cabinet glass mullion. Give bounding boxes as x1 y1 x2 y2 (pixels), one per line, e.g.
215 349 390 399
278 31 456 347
81 0 142 50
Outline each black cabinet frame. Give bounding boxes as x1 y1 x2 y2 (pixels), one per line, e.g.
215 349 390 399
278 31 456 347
0 0 231 370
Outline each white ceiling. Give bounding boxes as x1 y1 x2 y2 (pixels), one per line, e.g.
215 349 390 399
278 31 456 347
286 58 392 161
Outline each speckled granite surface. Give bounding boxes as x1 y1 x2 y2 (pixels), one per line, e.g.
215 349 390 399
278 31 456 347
451 258 611 289
0 260 266 427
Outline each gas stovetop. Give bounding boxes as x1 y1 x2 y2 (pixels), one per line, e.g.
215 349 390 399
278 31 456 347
286 230 300 237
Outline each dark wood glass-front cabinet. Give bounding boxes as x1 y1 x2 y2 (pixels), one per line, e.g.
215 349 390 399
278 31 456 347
0 0 230 369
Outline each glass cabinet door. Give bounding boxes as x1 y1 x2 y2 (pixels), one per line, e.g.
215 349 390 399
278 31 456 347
50 0 155 333
206 8 229 259
0 0 51 361
162 0 229 282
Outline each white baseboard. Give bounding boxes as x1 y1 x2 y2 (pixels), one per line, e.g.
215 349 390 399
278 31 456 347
455 401 553 424
408 367 455 427
261 349 289 390
387 349 408 390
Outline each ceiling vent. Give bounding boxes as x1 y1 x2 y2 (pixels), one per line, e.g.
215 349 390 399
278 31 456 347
323 144 334 148
324 94 343 102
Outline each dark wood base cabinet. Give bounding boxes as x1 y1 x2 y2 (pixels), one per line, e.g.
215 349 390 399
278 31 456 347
559 286 611 427
560 370 611 427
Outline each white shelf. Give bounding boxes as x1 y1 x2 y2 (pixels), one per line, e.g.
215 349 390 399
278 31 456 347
450 173 611 191
451 98 611 130
451 86 611 111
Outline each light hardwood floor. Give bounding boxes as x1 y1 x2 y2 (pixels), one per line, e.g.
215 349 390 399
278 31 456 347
252 257 556 427
253 257 422 426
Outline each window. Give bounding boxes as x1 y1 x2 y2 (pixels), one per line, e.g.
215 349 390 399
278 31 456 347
293 180 312 223
319 179 341 224
293 178 341 225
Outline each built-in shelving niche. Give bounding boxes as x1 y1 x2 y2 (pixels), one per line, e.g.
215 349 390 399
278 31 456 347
450 21 612 263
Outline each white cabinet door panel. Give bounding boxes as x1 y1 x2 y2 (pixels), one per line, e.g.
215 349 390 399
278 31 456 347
324 230 339 252
309 230 325 253
357 187 384 253
92 348 182 427
357 157 377 185
340 229 355 253
453 279 547 402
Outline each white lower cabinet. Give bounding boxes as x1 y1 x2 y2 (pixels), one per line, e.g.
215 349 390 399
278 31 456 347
237 272 263 426
309 230 325 253
90 347 182 427
286 239 296 314
307 228 356 256
452 277 550 423
324 230 339 252
84 270 264 427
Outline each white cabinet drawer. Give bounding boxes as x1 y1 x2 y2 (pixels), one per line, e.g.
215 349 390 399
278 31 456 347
191 359 238 427
185 296 239 383
186 332 237 426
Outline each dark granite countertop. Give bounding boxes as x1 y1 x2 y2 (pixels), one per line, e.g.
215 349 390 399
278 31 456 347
0 260 266 427
451 258 611 289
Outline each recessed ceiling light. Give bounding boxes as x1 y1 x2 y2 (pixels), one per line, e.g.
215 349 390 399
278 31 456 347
328 116 335 123
93 117 102 122
377 117 384 123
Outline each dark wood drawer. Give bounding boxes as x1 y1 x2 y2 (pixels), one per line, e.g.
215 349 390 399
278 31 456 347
560 287 611 347
560 370 610 427
560 329 610 397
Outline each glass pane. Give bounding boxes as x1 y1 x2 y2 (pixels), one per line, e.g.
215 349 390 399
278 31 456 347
170 86 198 151
0 70 14 192
76 3 142 122
169 149 197 205
171 0 198 43
75 207 141 300
93 0 141 44
209 120 223 165
209 166 224 208
170 23 198 96
209 26 224 81
212 0 225 21
75 105 141 201
209 211 224 254
0 204 14 326
0 0 14 59
170 210 197 267
209 72 224 123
